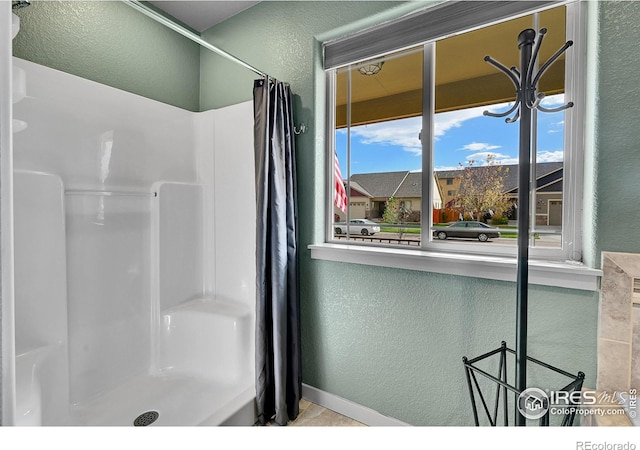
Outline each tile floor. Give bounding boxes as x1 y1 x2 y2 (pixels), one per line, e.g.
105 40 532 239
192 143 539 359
289 399 366 427
290 399 365 426
286 399 366 426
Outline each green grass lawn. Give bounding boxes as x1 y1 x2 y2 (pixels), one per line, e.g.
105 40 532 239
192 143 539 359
380 227 421 234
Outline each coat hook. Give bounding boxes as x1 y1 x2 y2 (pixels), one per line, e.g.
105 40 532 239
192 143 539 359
294 123 306 135
483 28 573 122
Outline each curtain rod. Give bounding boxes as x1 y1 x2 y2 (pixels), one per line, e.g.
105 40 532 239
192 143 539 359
123 0 268 78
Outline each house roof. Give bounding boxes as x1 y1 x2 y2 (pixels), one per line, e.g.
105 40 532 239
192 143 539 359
347 170 439 201
349 171 411 198
538 179 563 193
394 172 422 198
435 162 563 193
502 162 563 193
348 180 374 198
347 162 563 199
435 169 463 179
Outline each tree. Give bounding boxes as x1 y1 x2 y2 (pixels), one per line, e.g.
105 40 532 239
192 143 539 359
383 197 411 238
456 155 511 222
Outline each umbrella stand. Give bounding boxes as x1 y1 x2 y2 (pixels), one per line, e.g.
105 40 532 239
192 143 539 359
462 27 581 426
463 342 585 426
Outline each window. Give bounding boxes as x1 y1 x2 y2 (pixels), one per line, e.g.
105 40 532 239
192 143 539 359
325 1 584 262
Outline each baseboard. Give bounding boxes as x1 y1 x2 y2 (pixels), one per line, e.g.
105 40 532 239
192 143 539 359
301 384 410 427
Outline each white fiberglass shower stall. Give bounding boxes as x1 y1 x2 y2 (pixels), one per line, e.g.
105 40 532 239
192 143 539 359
2 7 256 426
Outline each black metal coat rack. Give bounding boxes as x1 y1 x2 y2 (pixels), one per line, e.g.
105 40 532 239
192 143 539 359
463 28 584 427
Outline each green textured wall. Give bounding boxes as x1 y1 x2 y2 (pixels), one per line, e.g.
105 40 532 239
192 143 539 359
583 1 640 267
306 263 597 425
199 1 604 426
199 1 412 111
12 1 200 111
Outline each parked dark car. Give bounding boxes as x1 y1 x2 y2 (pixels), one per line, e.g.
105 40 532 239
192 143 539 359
432 221 501 242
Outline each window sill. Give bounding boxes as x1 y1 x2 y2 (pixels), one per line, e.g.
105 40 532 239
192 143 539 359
308 243 602 291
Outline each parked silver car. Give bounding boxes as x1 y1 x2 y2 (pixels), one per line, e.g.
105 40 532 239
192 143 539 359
432 221 500 242
334 219 381 236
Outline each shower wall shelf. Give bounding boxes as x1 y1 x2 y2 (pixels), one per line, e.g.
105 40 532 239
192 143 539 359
12 13 19 39
64 189 158 197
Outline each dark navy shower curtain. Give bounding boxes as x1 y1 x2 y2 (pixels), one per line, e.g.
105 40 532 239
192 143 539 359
253 78 301 426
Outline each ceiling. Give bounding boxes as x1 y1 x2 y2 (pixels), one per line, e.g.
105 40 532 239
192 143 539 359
336 5 567 128
149 1 261 32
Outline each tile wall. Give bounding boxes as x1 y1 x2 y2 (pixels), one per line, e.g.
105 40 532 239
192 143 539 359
598 252 640 393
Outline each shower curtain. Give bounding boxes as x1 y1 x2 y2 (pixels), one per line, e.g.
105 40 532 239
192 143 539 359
253 78 301 426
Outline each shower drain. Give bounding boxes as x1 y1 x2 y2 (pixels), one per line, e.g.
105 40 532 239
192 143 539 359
133 411 159 426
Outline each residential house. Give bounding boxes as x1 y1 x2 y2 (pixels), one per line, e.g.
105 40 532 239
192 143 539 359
503 162 564 226
334 171 442 221
435 168 463 208
435 161 564 225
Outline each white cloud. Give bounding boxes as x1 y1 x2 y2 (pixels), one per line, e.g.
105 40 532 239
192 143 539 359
460 142 501 152
434 105 494 138
341 99 550 158
460 149 563 166
536 150 564 162
348 103 511 157
547 119 565 134
350 117 423 156
539 93 565 107
434 165 462 172
493 156 520 165
465 152 519 166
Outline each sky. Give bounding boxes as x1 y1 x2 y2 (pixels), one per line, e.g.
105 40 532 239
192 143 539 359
335 94 567 175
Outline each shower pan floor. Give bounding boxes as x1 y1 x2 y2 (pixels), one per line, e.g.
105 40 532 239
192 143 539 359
67 372 254 426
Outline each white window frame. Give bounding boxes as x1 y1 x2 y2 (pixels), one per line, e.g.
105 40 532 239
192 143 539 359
312 1 600 290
